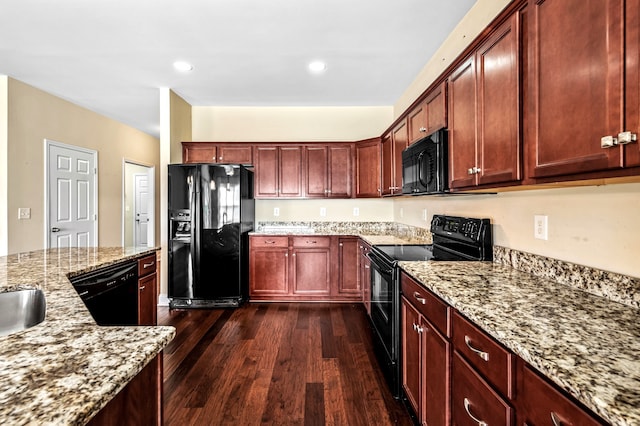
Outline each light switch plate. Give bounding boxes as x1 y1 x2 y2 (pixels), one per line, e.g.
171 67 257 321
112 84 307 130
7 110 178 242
273 207 280 217
353 207 359 216
534 215 548 240
320 207 326 217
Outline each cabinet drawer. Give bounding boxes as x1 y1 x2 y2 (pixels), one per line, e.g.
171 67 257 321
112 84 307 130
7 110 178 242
400 272 449 337
452 311 515 399
291 236 331 248
452 352 514 426
518 364 604 426
137 254 157 277
251 236 289 248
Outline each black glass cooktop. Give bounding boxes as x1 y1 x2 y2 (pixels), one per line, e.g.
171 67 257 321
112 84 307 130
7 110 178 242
373 244 434 262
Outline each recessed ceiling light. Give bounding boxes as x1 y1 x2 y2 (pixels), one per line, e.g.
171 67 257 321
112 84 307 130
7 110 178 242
173 61 194 72
308 61 327 73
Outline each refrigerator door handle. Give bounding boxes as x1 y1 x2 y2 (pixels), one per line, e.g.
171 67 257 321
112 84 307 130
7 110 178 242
190 170 198 296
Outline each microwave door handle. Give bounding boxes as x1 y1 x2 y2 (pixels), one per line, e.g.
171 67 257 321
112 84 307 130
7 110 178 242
417 152 427 187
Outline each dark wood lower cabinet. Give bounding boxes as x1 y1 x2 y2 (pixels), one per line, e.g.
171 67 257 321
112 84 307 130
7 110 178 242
451 351 514 426
400 271 605 425
249 235 361 301
88 354 163 426
517 363 605 426
402 296 450 426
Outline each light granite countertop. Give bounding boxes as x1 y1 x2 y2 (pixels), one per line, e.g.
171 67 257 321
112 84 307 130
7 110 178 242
0 247 176 426
399 261 640 426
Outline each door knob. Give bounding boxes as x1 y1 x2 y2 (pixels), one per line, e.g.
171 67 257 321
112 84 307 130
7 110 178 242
51 227 61 233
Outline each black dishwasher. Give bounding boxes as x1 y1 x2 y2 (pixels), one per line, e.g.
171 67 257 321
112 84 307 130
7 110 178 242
70 261 138 326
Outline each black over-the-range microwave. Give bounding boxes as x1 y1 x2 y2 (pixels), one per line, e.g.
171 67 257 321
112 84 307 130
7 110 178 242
401 128 448 195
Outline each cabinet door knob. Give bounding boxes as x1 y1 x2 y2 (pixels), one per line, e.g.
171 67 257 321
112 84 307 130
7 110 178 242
419 127 427 132
601 135 618 148
139 285 146 291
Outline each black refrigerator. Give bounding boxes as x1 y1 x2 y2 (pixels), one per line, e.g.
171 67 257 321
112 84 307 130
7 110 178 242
168 164 254 308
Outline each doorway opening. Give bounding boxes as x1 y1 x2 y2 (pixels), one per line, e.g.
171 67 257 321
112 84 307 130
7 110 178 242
123 161 155 248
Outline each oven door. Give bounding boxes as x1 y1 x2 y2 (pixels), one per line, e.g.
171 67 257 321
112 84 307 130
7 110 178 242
369 256 395 359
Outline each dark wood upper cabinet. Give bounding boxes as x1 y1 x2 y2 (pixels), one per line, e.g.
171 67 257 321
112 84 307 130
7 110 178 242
304 144 353 198
626 0 640 168
380 133 393 196
182 143 216 163
449 13 521 190
304 146 328 198
216 144 253 164
477 13 521 186
408 82 447 144
355 138 381 198
254 146 279 198
182 142 253 164
381 121 407 196
278 146 303 198
448 56 478 189
527 0 625 178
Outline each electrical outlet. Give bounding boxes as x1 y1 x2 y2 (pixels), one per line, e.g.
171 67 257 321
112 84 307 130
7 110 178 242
353 207 360 217
422 209 428 221
320 207 326 217
534 215 548 240
273 207 280 217
18 208 31 220
399 207 404 218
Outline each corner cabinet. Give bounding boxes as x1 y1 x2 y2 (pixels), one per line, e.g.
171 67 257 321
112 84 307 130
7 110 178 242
355 138 381 198
448 12 522 190
249 235 361 301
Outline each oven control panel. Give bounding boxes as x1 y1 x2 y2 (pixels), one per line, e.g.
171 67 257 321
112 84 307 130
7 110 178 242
431 215 488 242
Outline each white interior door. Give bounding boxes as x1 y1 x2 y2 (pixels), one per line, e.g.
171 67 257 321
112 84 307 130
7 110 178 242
46 141 97 248
134 173 149 247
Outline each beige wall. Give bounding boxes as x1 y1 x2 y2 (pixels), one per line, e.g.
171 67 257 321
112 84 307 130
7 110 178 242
394 183 640 278
257 199 393 223
0 77 7 255
6 78 160 254
191 105 395 225
159 89 193 298
192 106 393 142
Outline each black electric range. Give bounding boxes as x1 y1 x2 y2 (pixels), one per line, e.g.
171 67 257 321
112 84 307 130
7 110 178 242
367 214 492 398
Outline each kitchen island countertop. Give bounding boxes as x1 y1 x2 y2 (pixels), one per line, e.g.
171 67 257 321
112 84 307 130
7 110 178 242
0 247 175 426
399 260 640 426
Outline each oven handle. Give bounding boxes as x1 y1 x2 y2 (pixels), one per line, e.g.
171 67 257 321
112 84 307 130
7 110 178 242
366 253 394 275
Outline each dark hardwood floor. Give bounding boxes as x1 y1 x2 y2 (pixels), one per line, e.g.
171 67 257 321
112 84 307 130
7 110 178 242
159 303 413 425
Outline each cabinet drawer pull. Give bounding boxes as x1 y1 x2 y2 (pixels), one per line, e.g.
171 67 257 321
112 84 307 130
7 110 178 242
550 412 563 426
464 336 490 361
306 240 317 244
463 398 488 426
264 240 276 244
413 292 426 304
143 261 155 269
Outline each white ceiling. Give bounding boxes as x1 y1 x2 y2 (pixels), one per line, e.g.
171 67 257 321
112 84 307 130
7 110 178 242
0 0 477 137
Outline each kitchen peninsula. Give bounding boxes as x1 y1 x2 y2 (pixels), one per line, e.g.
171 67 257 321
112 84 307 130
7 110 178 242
0 247 175 426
